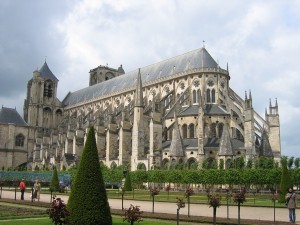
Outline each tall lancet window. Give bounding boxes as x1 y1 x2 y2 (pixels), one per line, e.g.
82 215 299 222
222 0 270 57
218 123 224 138
206 89 211 103
192 90 197 104
44 80 53 97
189 124 195 138
182 124 187 139
212 89 216 103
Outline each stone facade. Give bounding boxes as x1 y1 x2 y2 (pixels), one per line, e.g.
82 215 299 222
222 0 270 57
0 47 281 170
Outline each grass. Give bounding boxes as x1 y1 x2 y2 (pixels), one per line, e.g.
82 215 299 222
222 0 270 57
0 217 189 225
107 189 285 208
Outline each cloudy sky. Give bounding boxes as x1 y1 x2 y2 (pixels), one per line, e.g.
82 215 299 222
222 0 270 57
0 0 299 157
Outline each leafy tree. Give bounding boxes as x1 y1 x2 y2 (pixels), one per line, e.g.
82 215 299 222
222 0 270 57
236 157 245 169
246 159 253 169
279 157 293 203
288 157 294 169
265 158 274 169
219 159 224 170
294 158 300 169
67 127 112 225
124 172 132 191
123 204 143 225
202 160 208 169
208 194 221 225
50 166 60 192
258 156 266 169
211 160 218 169
47 196 69 225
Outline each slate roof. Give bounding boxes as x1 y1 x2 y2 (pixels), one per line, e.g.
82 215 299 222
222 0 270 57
204 104 229 115
258 129 273 157
169 113 184 157
218 125 233 156
63 47 220 106
166 104 229 119
39 62 58 81
163 137 244 150
0 107 28 126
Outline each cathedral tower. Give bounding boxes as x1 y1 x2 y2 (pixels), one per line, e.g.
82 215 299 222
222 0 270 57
243 91 256 161
23 62 62 128
265 99 281 159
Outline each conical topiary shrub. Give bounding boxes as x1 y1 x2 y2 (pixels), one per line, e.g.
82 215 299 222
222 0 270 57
67 127 112 225
279 158 293 203
50 166 60 192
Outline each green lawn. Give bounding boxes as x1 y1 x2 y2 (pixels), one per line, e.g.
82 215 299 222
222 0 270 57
107 189 285 207
0 217 189 225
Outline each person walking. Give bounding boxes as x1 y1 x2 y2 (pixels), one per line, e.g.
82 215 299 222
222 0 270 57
19 179 26 200
285 187 297 223
33 180 41 201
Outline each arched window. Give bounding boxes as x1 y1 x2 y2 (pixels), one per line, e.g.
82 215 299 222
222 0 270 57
192 90 197 104
163 127 168 141
110 162 117 169
218 123 224 138
165 95 170 107
226 159 232 169
44 80 53 97
211 123 216 137
197 89 201 103
177 93 181 104
137 163 147 170
187 158 197 169
168 128 173 140
182 124 187 138
189 124 195 138
15 134 25 147
206 89 211 103
212 89 216 103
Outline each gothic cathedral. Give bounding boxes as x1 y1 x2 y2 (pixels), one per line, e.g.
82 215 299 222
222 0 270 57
0 47 281 170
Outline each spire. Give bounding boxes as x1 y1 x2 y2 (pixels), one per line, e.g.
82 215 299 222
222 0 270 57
39 61 58 81
169 112 184 157
249 90 252 99
275 98 278 107
134 68 143 107
218 125 233 156
245 91 248 100
227 62 229 72
269 99 272 108
265 108 267 116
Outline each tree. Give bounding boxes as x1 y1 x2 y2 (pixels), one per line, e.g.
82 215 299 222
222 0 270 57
279 158 293 203
234 188 246 225
124 172 132 191
294 158 300 169
50 166 60 192
150 187 160 213
219 159 224 170
123 204 143 225
236 157 245 169
288 157 294 169
208 194 221 225
47 196 69 225
246 159 253 169
67 127 112 225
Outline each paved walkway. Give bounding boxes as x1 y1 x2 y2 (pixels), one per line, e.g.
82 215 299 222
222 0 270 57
0 190 298 224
